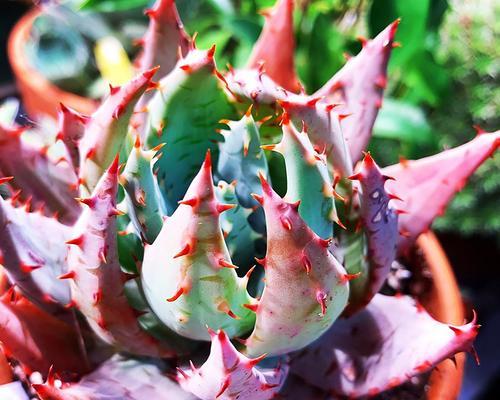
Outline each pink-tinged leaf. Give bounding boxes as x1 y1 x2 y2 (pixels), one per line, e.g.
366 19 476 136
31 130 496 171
247 0 301 93
314 21 400 162
178 329 288 400
56 104 89 172
137 0 190 79
279 97 353 177
245 175 349 357
344 153 398 315
290 294 479 398
33 355 196 400
0 290 89 376
0 197 72 308
382 130 500 251
67 159 173 357
78 69 158 193
0 124 79 223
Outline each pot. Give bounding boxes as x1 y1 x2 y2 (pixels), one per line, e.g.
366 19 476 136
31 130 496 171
417 231 466 400
8 8 97 120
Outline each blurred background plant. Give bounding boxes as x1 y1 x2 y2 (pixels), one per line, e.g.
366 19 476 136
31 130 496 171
5 0 497 237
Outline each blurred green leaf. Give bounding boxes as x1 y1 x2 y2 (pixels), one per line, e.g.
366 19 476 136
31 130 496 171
373 98 434 145
76 0 150 12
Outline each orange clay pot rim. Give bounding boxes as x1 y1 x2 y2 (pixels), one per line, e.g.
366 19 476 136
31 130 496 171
7 8 95 107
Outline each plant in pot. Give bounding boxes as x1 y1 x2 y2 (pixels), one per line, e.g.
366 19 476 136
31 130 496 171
1 0 498 399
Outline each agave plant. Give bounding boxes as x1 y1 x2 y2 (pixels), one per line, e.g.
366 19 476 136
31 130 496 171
0 0 497 399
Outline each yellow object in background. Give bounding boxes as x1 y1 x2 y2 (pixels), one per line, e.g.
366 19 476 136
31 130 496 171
94 36 134 86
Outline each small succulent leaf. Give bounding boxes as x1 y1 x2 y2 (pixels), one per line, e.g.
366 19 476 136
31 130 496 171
33 355 196 400
247 0 301 93
68 159 172 357
0 197 72 308
215 181 263 270
216 112 270 208
0 291 89 376
145 48 237 209
246 176 349 357
137 0 191 79
271 119 337 239
142 153 255 341
78 69 158 193
0 123 80 223
57 103 89 171
120 141 168 244
314 20 400 162
290 294 479 398
345 153 398 314
382 130 500 251
279 97 353 178
178 329 288 400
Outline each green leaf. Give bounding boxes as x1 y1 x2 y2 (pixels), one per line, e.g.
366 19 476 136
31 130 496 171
76 0 150 12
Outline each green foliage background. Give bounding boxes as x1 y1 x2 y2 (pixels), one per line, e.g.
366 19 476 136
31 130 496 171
53 0 500 236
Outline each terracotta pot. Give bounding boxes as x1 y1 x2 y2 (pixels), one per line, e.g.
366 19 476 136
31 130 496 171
417 231 466 400
0 268 13 385
8 8 98 120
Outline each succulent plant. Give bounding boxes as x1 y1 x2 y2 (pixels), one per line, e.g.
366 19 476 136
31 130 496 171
0 0 497 398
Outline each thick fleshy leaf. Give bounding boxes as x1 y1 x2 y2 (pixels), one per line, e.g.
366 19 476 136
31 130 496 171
216 110 270 209
142 153 255 341
137 0 190 79
56 103 89 171
145 47 237 209
178 329 288 400
0 197 72 308
0 124 79 223
345 153 398 314
67 159 172 357
33 355 196 400
247 0 301 93
78 69 158 193
263 117 338 239
120 138 167 244
0 290 88 376
245 175 349 357
314 21 400 162
279 97 353 178
382 130 500 251
290 294 479 398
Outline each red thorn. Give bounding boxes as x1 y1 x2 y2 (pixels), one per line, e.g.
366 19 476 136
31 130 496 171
375 75 387 89
338 113 352 121
179 197 198 207
142 66 160 80
64 300 77 309
245 104 253 117
226 309 239 319
317 237 332 248
0 176 13 185
280 216 292 231
167 287 185 302
245 265 257 280
247 353 267 368
216 203 236 213
251 193 264 205
58 271 76 280
108 155 120 175
215 376 230 399
219 259 238 269
92 290 102 305
203 149 212 170
335 217 347 230
388 193 403 201
289 200 301 211
261 144 277 151
109 84 120 95
357 35 368 47
395 209 408 215
382 174 395 181
254 257 266 267
302 254 312 274
75 197 96 208
207 45 216 59
173 243 191 259
281 111 291 125
177 367 189 380
316 291 327 315
66 235 84 247
306 97 321 107
243 303 258 312
341 272 361 284
348 173 363 181
20 263 41 273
